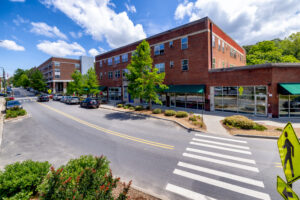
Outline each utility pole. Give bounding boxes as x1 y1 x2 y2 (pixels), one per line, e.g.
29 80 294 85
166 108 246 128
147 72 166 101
0 67 6 93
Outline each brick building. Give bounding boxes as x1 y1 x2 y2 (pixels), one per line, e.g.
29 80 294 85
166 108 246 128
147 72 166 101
37 56 93 94
95 16 300 118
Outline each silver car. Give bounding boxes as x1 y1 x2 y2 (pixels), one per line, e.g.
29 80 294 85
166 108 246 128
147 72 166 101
66 96 80 104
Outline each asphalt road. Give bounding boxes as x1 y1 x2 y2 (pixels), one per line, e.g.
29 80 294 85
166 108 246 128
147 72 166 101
0 88 299 200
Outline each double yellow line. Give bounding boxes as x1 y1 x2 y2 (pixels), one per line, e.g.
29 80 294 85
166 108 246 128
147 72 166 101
38 103 174 150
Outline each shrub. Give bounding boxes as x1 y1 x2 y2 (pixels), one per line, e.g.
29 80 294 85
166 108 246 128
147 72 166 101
164 110 176 116
38 155 131 200
223 115 267 131
275 128 283 132
5 97 12 102
5 108 27 119
189 115 197 121
0 160 51 199
176 111 188 118
135 105 144 111
117 104 124 108
192 121 203 128
123 105 129 109
18 109 27 116
129 106 135 110
152 108 162 114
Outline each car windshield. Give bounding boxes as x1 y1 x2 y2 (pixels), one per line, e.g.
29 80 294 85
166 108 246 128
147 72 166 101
72 97 79 99
7 101 20 106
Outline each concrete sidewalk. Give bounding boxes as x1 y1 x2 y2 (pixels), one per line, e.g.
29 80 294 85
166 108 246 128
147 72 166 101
101 102 300 135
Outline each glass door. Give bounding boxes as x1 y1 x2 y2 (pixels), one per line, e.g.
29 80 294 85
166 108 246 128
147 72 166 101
255 95 267 116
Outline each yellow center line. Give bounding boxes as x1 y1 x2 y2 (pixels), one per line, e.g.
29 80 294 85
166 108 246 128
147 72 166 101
37 102 174 150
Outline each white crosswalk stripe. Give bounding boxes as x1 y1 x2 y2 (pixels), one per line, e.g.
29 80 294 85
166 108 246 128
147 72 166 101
186 147 256 164
166 133 270 200
190 141 252 154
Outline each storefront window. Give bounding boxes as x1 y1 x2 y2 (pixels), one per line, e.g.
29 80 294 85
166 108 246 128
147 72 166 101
280 95 300 117
255 86 267 95
223 86 237 112
170 94 176 107
238 86 254 113
108 87 121 101
176 94 186 108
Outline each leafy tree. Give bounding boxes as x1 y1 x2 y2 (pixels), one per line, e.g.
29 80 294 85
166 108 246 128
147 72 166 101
246 41 299 65
279 32 300 60
82 68 100 96
67 70 83 95
12 68 26 87
126 40 168 110
30 69 46 92
19 74 30 88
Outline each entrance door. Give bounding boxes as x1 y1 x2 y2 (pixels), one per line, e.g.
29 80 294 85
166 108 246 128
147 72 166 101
255 95 267 116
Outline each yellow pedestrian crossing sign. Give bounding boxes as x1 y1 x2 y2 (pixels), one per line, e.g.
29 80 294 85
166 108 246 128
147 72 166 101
277 176 299 200
238 86 244 96
277 122 300 184
48 89 52 94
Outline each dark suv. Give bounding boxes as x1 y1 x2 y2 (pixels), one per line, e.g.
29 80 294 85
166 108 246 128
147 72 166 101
80 98 100 109
37 94 50 102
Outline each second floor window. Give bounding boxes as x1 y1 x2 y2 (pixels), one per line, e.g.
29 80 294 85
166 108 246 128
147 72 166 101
170 61 174 68
100 72 103 80
154 44 164 55
115 70 121 78
114 56 120 64
181 37 188 49
181 60 188 71
212 35 215 47
155 63 165 73
169 41 173 48
122 68 129 77
108 58 113 65
122 54 128 62
55 68 60 73
100 60 103 67
108 71 113 79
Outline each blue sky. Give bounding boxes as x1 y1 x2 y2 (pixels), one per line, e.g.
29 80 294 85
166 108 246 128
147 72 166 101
1 0 300 77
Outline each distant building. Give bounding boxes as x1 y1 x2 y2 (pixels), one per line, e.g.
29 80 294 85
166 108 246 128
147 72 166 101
94 16 300 118
37 56 93 94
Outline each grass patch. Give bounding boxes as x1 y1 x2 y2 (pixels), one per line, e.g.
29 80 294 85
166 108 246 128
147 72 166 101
223 115 267 131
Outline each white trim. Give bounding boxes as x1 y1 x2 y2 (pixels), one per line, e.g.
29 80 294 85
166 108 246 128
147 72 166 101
95 29 210 63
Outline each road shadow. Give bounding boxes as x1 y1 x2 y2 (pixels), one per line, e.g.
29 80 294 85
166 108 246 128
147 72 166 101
104 112 148 121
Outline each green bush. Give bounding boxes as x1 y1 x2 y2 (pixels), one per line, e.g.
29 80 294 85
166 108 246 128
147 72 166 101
38 155 131 200
152 108 162 114
0 160 51 199
135 105 144 111
189 115 197 121
192 121 203 128
129 107 135 110
117 104 124 108
123 105 129 109
17 109 27 116
176 111 188 118
223 115 267 131
5 98 12 102
164 110 176 116
5 108 27 119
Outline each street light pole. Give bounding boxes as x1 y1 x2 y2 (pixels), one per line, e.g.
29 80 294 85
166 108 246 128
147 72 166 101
0 67 6 93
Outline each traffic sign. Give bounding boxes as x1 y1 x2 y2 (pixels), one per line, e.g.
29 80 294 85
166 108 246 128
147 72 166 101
48 89 52 94
277 176 299 200
278 122 300 184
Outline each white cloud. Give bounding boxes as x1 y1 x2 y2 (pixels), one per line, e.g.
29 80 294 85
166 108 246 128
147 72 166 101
174 0 300 45
40 0 146 48
31 22 68 40
13 15 29 26
0 40 25 51
10 0 25 2
125 3 136 13
37 40 85 57
88 47 106 57
70 31 83 39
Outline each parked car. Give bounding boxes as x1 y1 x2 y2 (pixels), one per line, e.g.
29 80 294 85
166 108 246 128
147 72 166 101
64 96 72 104
37 94 49 102
53 94 63 101
80 98 100 109
6 100 22 110
60 96 68 103
66 96 80 104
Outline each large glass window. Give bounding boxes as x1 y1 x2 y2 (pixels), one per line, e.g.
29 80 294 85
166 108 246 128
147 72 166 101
280 95 300 117
181 37 188 49
170 93 176 107
223 86 238 112
176 94 186 108
154 44 164 55
155 63 165 73
108 87 121 101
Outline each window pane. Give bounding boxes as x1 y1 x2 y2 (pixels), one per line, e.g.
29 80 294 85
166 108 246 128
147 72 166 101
176 94 186 108
238 95 255 114
290 95 300 117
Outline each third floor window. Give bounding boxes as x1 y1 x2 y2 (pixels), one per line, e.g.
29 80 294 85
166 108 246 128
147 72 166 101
154 44 164 55
181 37 188 49
108 58 113 65
114 56 120 64
122 54 128 62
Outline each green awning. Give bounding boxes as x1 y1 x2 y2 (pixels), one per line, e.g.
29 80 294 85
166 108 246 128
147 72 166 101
278 83 300 95
99 86 107 91
164 85 205 94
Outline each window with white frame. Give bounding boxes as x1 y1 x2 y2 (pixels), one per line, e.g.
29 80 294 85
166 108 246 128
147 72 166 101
122 54 128 62
218 39 221 50
54 61 60 67
212 35 215 47
108 71 113 79
154 44 164 55
100 72 103 80
212 58 216 69
115 70 120 78
55 68 60 73
155 63 165 73
122 68 129 77
108 58 113 65
181 37 188 49
170 61 174 68
114 56 120 64
222 41 224 52
100 60 103 67
181 59 188 71
75 63 80 69
169 41 173 48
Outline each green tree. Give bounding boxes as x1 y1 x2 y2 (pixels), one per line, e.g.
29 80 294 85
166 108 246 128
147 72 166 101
12 68 26 87
82 68 100 96
246 41 300 65
19 74 30 88
30 69 46 92
126 40 168 110
67 70 84 95
279 32 300 60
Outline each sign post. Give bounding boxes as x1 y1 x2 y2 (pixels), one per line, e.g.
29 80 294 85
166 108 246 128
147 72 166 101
277 122 300 199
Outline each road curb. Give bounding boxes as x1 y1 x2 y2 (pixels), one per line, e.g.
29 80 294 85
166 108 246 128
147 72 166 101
131 184 169 200
99 106 205 133
4 114 31 123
